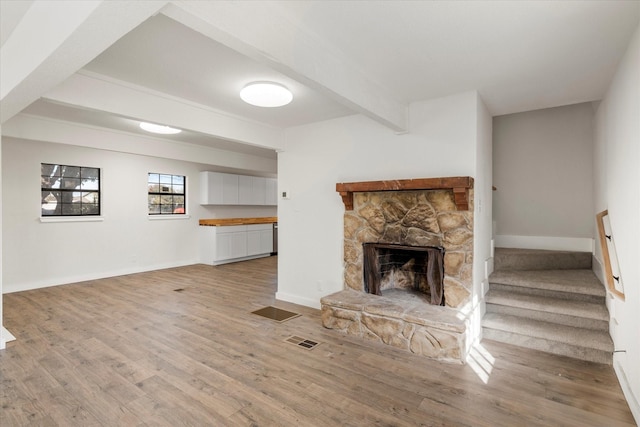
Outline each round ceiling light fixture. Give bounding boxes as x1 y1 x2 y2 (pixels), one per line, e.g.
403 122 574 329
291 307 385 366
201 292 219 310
139 122 182 134
240 82 293 107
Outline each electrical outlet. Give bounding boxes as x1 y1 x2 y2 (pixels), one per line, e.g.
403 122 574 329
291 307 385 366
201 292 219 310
281 190 290 199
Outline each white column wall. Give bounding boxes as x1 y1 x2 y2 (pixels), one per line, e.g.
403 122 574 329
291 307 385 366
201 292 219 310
594 24 640 423
471 96 493 346
0 130 4 348
276 91 481 309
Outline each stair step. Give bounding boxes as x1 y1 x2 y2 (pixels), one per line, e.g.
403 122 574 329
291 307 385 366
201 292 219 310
489 283 604 304
482 313 613 364
484 247 612 363
485 289 609 321
489 269 605 302
486 303 609 331
482 329 612 365
494 248 591 271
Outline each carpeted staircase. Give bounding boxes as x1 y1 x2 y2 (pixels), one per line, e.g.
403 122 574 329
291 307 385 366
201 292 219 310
482 248 613 364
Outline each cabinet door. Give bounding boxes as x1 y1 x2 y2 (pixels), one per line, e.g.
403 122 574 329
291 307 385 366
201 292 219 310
229 232 247 258
252 177 266 205
239 176 266 205
265 178 277 205
221 173 239 204
247 230 262 256
199 226 217 264
259 229 274 254
246 224 273 255
200 172 239 205
238 176 253 205
215 233 234 260
216 231 247 260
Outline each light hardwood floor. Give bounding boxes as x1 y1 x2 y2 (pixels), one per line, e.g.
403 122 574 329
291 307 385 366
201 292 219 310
1 257 635 426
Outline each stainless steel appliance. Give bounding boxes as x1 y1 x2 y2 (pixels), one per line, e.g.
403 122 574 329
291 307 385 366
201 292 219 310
272 222 278 255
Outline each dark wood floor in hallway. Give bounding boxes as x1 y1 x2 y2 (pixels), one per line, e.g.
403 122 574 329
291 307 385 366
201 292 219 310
1 256 635 426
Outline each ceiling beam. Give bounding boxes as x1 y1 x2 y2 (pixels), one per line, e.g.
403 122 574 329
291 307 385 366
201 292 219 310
0 0 168 123
162 1 409 133
3 114 277 174
43 72 284 151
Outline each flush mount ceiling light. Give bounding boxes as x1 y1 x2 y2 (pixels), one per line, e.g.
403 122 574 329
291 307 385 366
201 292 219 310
139 122 182 134
240 82 293 107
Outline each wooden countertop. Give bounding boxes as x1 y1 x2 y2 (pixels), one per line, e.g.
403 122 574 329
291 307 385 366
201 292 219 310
199 217 277 226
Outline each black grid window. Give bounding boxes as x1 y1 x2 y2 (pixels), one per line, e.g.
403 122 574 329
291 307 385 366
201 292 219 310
41 163 101 216
148 173 186 215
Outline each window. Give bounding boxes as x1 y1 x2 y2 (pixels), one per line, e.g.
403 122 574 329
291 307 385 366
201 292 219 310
148 173 186 215
41 163 100 216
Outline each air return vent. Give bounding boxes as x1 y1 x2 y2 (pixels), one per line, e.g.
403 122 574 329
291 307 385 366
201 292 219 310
284 335 320 350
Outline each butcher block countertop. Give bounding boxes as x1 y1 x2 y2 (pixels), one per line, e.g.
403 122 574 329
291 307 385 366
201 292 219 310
199 217 277 226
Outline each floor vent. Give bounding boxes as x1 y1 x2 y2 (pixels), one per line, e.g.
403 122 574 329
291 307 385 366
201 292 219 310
285 335 320 350
251 306 300 323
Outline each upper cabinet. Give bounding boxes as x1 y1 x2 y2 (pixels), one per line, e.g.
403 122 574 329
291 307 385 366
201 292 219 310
265 178 278 205
239 175 266 205
200 172 277 206
200 172 239 205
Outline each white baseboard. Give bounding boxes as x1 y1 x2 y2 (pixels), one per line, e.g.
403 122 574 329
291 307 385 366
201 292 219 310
2 260 198 294
212 254 270 266
614 357 640 426
275 291 321 310
494 235 594 252
592 255 606 285
1 326 16 349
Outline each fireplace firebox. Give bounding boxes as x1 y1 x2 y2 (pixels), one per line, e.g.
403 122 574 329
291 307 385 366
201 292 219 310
363 243 445 306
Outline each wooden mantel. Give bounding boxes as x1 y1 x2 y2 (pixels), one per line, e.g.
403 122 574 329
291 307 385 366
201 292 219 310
336 176 474 211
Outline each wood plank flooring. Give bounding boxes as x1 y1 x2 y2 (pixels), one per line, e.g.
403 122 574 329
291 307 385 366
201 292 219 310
1 257 635 426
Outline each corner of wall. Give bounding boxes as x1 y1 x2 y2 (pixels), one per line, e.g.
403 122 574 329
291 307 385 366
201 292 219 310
275 291 321 310
614 356 640 424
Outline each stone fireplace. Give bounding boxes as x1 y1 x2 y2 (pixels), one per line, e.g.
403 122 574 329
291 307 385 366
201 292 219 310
321 177 474 363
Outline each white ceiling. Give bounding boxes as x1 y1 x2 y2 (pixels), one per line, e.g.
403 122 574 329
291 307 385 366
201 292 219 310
2 1 639 160
275 1 640 114
82 13 354 129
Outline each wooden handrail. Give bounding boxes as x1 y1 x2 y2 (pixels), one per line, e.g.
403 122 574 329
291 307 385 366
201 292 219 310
596 210 625 300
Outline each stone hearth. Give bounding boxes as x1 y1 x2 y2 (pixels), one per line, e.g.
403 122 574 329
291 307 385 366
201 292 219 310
322 178 474 363
321 290 466 362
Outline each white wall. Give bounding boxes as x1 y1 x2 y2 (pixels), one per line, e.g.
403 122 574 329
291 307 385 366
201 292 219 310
471 96 493 344
276 91 485 311
493 103 595 251
594 23 640 423
2 137 276 293
0 131 4 347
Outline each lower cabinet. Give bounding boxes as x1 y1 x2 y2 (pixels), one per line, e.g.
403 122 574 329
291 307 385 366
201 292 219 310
216 229 247 261
247 225 274 256
200 224 274 265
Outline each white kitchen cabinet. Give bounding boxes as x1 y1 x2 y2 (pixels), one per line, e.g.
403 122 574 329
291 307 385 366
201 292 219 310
200 172 276 206
265 178 278 206
200 172 239 205
247 224 274 256
199 223 273 265
215 226 248 261
239 176 266 205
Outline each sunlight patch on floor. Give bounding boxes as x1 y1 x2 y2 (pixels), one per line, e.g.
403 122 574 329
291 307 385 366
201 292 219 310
467 343 495 384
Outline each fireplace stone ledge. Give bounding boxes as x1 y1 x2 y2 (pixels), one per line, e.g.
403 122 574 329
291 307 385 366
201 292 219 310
321 290 468 363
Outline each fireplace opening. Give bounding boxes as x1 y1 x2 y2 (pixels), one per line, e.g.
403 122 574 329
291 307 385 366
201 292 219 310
363 243 445 306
